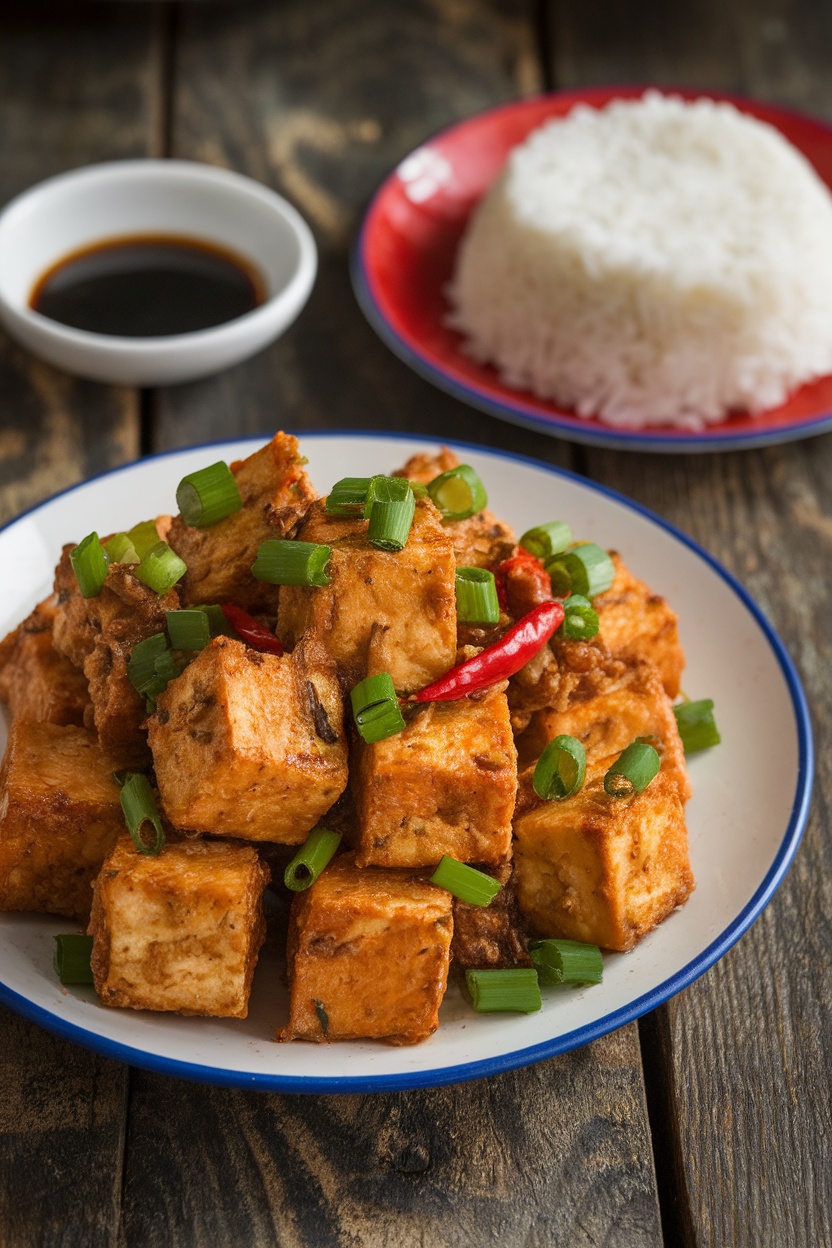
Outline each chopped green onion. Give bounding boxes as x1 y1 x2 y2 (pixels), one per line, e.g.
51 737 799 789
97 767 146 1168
251 539 332 587
547 543 615 599
674 699 721 754
560 593 600 641
70 532 108 598
520 521 572 561
127 520 162 559
350 672 405 744
430 856 501 906
127 633 169 695
529 939 603 986
104 532 140 565
284 827 342 891
120 772 165 855
465 968 542 1014
53 934 94 985
455 567 500 625
325 477 374 514
427 465 488 521
604 741 660 797
365 476 416 552
534 734 586 801
176 461 242 528
134 542 187 594
200 604 235 637
166 608 212 652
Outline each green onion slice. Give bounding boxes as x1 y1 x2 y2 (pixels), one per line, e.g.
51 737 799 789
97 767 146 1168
427 465 488 521
120 772 165 855
103 532 140 565
53 934 95 985
166 608 212 652
325 477 374 514
533 734 586 801
284 827 342 891
430 856 501 906
465 968 542 1014
547 543 615 599
455 567 500 625
529 938 603 986
604 741 660 797
560 593 600 641
134 542 187 594
519 521 572 561
673 699 721 754
365 476 416 552
251 539 332 586
127 633 169 695
350 672 406 744
70 532 109 598
176 461 242 528
127 520 162 559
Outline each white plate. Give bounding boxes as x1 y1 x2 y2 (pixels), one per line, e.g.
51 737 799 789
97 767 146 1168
0 433 813 1091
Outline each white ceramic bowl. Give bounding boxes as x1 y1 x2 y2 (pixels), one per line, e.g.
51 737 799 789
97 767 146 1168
0 160 317 385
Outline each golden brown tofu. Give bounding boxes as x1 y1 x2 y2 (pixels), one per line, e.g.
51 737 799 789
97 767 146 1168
0 720 127 921
89 834 269 1018
167 431 316 611
278 497 457 694
594 553 684 698
0 597 89 726
451 864 532 970
508 631 628 726
513 755 694 952
350 685 516 868
148 634 347 843
279 855 453 1045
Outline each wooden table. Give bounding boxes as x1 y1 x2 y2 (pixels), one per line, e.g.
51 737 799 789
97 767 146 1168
0 3 829 1245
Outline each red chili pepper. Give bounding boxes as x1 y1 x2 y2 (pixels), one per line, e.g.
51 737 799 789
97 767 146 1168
414 599 564 702
220 602 284 656
492 549 552 617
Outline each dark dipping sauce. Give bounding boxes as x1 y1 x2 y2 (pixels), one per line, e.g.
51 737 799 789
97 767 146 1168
30 234 266 337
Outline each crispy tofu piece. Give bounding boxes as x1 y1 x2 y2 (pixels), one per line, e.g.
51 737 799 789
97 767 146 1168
0 720 127 921
350 685 516 868
167 431 316 611
279 855 453 1045
594 553 684 698
451 863 532 970
278 497 457 694
0 597 89 726
508 632 628 726
89 835 269 1018
513 756 694 952
148 634 347 843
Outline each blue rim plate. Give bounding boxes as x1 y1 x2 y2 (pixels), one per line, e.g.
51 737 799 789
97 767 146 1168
0 433 813 1090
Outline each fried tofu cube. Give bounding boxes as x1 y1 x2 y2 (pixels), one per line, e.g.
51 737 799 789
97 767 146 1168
167 431 316 611
513 756 694 952
279 856 453 1044
0 597 89 726
350 685 516 868
279 497 457 693
89 835 269 1018
0 721 127 921
594 553 684 698
148 634 347 843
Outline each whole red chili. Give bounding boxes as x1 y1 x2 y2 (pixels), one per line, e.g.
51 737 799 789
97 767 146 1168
492 549 552 617
414 599 564 702
221 602 284 656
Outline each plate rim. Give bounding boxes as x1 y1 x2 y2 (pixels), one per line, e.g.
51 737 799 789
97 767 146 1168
0 431 815 1091
352 85 832 454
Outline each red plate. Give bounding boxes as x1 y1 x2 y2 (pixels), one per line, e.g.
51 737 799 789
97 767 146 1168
352 87 832 453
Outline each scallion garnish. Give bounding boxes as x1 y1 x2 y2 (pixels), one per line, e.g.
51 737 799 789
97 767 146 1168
455 567 500 625
251 539 332 587
533 734 586 801
673 699 721 754
120 772 165 855
547 543 615 599
325 477 374 514
127 633 169 695
520 521 572 562
134 542 187 594
604 741 660 797
103 532 140 565
53 934 95 985
465 968 542 1014
427 465 487 521
284 827 342 891
127 520 162 559
365 476 416 552
201 604 235 637
70 532 108 598
176 461 242 528
430 856 501 906
560 593 600 641
529 939 603 986
166 608 212 652
350 672 406 744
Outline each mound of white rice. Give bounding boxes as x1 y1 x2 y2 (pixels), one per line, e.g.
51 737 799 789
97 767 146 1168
447 92 832 429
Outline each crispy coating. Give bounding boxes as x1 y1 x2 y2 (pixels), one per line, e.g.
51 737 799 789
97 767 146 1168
350 685 517 868
594 553 684 698
89 834 269 1018
279 855 453 1045
0 596 89 726
148 634 348 843
0 720 127 921
508 630 629 723
450 863 532 970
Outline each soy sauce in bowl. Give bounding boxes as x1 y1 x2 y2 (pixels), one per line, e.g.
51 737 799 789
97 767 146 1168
30 234 266 338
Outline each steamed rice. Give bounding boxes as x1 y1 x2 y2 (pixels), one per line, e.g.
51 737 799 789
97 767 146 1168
447 92 832 429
